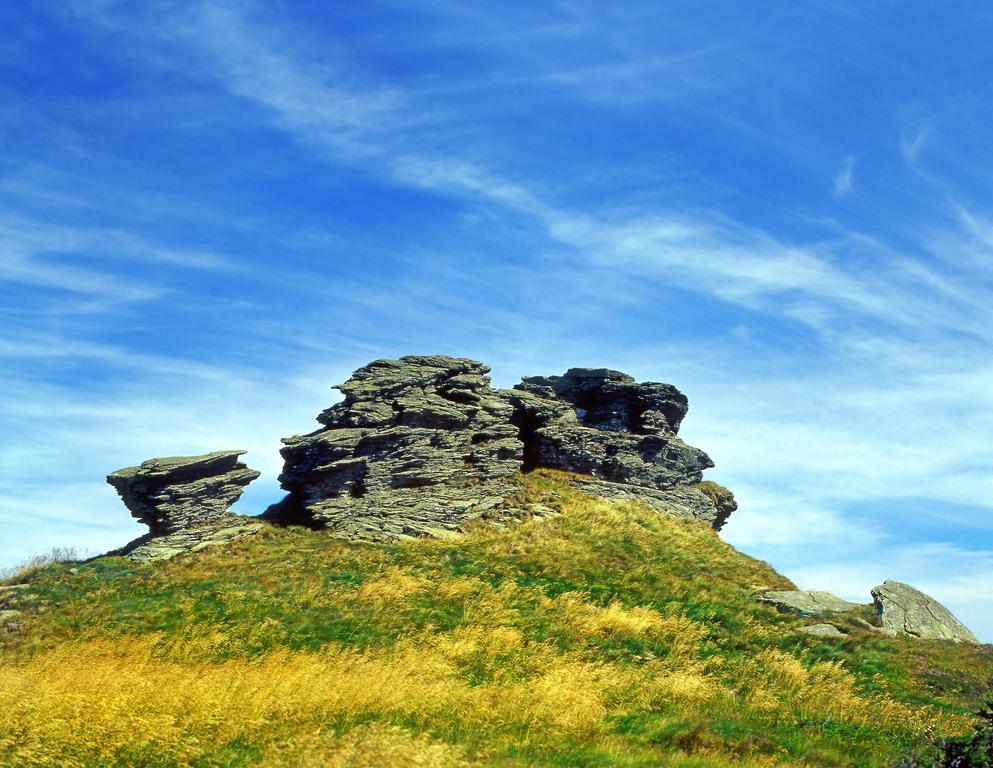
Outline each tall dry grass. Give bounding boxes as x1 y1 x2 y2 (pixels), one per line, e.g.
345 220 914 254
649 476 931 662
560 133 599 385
0 613 945 767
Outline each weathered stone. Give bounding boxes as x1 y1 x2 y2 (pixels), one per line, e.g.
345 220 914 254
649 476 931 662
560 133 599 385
848 617 899 637
107 450 262 561
271 356 737 538
798 623 847 639
871 581 977 643
502 369 735 529
119 520 264 564
274 356 525 540
759 590 861 617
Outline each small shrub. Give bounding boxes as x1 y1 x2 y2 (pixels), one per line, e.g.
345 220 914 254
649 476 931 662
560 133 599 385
1 547 80 583
944 699 993 767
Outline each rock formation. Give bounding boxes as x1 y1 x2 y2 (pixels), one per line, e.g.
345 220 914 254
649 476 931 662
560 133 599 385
272 355 735 538
758 582 979 644
503 367 736 528
759 590 861 617
872 580 977 643
107 450 262 562
275 356 527 540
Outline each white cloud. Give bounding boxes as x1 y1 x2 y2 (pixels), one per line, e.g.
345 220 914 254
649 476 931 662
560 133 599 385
901 122 934 165
832 155 856 198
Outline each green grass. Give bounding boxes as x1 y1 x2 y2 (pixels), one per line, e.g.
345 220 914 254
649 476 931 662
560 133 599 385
1 470 990 768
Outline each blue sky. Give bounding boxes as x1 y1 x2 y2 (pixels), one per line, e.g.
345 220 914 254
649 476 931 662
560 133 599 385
3 1 993 640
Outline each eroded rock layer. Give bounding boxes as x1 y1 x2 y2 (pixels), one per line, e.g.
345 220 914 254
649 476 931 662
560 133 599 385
503 368 737 528
274 355 736 538
107 450 261 561
276 356 525 540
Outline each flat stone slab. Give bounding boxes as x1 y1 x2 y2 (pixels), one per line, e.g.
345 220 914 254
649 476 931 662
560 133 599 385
872 580 977 643
759 590 861 617
108 449 260 535
798 623 847 639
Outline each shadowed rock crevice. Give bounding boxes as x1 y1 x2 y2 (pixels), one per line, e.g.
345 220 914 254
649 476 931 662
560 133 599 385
509 407 544 473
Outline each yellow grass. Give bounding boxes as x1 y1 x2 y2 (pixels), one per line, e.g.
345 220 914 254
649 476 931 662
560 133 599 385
0 621 944 767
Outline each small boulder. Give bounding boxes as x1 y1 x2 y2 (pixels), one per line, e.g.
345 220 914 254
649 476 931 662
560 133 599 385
759 590 860 617
871 580 977 643
798 623 847 639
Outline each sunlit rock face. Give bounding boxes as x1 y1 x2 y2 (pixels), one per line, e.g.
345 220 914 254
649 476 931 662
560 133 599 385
872 581 978 643
107 450 261 561
275 356 526 540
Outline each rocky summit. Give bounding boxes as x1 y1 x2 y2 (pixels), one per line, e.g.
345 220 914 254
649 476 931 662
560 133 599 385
107 450 262 562
93 356 980 651
275 356 526 540
872 580 978 643
270 355 735 539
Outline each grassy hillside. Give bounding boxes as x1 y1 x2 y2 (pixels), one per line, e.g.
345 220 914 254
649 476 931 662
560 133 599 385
2 470 991 768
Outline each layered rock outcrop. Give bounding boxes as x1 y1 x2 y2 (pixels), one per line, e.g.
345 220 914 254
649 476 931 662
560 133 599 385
107 450 262 561
872 581 977 643
504 367 736 528
275 356 526 540
272 355 735 538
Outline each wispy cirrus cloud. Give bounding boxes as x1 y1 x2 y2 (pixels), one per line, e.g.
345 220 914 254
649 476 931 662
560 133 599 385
123 2 993 349
832 155 856 198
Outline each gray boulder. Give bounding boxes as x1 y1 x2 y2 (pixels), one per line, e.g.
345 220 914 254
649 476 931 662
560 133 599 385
871 580 977 643
107 450 262 561
274 356 525 540
798 623 847 639
759 590 861 617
